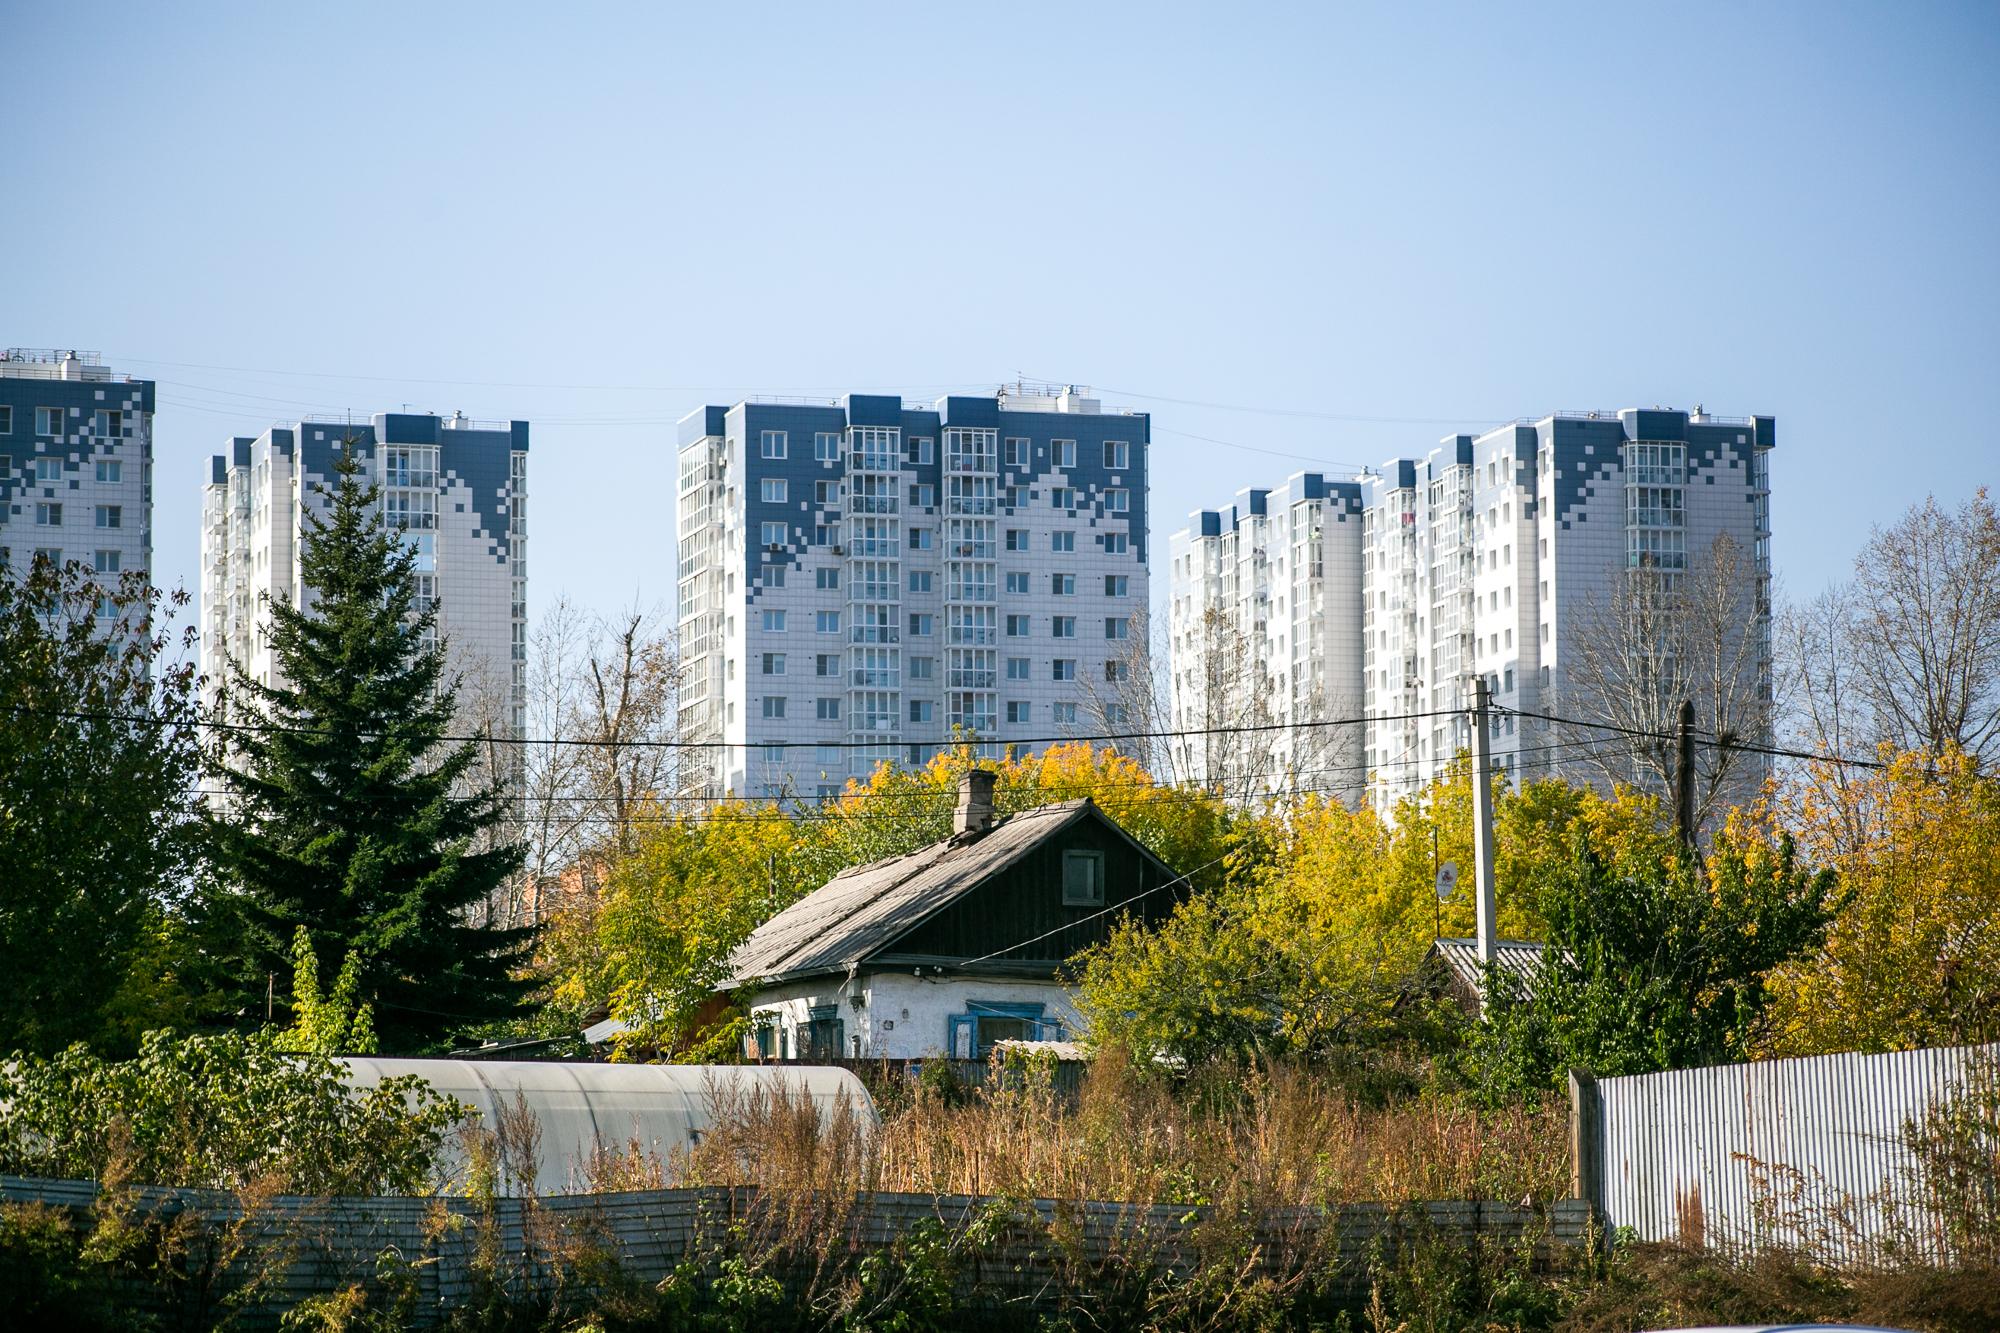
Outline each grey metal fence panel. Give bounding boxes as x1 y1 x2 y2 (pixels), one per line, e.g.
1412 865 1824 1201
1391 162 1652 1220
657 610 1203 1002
1592 1043 1996 1256
0 1175 1596 1326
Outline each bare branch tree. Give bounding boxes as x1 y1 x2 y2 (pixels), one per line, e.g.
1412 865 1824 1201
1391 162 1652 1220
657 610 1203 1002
1848 489 2000 762
1081 605 1360 804
473 597 683 927
1558 532 1772 831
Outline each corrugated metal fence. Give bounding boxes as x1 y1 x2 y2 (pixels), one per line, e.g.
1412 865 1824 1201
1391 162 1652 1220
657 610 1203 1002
0 1175 1593 1328
1581 1043 1997 1257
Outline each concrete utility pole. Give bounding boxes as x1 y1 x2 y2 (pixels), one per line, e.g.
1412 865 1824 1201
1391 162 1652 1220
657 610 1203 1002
1673 699 1697 852
1470 676 1497 967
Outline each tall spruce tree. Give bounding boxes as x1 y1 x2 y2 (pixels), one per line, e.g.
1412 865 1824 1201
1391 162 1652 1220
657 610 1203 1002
211 445 531 1052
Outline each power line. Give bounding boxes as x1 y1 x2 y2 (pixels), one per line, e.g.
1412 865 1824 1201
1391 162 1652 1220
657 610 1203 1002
2 701 1465 752
1498 706 1888 771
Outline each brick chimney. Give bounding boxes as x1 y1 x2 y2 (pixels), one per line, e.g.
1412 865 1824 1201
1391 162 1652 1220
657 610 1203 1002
954 768 997 837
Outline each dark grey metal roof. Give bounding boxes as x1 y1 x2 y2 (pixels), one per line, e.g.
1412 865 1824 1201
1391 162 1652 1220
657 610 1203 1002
724 800 1109 989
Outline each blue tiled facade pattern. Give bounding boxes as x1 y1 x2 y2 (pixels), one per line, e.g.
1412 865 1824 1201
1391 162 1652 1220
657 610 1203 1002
0 350 154 597
200 412 528 742
677 388 1150 800
1359 407 1773 813
1172 408 1774 814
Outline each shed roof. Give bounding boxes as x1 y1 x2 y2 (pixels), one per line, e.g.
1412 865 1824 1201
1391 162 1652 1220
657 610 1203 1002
1427 937 1558 1007
724 799 1166 989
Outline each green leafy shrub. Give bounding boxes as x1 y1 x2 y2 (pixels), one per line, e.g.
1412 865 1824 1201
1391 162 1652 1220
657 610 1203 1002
0 1029 467 1195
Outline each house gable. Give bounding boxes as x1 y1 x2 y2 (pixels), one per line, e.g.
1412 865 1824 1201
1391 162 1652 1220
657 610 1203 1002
872 807 1182 975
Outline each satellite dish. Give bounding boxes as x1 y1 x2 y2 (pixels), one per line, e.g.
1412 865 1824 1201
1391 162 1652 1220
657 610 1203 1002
1435 861 1459 901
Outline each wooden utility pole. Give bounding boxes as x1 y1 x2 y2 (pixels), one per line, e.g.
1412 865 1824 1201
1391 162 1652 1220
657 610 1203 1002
1470 676 1497 968
1673 698 1697 851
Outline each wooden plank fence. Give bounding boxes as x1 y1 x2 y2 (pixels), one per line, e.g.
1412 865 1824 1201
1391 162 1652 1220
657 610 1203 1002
1 1174 1596 1327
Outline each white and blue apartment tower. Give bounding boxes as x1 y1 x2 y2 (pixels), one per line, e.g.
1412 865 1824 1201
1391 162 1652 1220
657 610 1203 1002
1171 407 1774 814
200 412 528 746
0 349 154 592
677 385 1150 801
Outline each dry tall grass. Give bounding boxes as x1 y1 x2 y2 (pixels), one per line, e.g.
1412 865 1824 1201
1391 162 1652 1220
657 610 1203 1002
677 1051 1570 1210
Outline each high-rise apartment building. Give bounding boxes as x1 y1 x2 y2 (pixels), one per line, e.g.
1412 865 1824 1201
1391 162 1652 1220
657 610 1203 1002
1171 407 1775 813
0 349 154 590
676 386 1150 800
201 412 528 741
1166 472 1366 802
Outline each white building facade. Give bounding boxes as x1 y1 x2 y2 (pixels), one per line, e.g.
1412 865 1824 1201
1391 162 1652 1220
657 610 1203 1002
200 412 528 742
0 349 154 593
1165 471 1366 802
676 387 1150 800
1171 408 1775 813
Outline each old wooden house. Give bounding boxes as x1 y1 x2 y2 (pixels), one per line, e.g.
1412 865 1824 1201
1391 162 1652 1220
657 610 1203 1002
721 769 1185 1061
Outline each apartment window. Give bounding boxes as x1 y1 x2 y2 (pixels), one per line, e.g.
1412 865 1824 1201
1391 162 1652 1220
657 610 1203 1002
908 570 933 593
816 697 841 721
36 407 63 437
1005 614 1029 637
909 655 935 680
35 503 61 525
34 547 60 566
1103 440 1129 469
762 696 787 719
908 483 935 507
909 699 934 723
1005 572 1029 594
1006 657 1030 680
0 406 11 433
761 652 786 675
1005 529 1028 552
1050 486 1076 510
814 431 841 462
1104 660 1129 682
1104 488 1130 513
1103 532 1129 554
814 523 836 545
911 437 935 465
760 521 788 547
35 457 62 482
762 609 787 631
93 549 120 574
1053 439 1076 468
816 610 840 633
759 430 787 459
1104 617 1130 640
1000 485 1024 508
908 613 934 636
1005 701 1030 724
1062 850 1105 907
1052 658 1076 681
1104 575 1128 597
764 564 787 588
1051 573 1075 596
1052 616 1076 638
813 480 838 505
907 527 932 551
1004 437 1029 467
816 567 840 590
1051 530 1075 553
95 460 122 483
1053 701 1079 724
760 478 788 503
815 653 839 677
93 409 124 437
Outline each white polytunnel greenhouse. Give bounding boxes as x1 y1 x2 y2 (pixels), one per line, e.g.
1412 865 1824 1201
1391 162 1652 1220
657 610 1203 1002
337 1059 876 1196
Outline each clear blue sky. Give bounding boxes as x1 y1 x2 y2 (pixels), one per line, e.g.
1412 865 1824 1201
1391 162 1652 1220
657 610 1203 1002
7 2 1996 632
